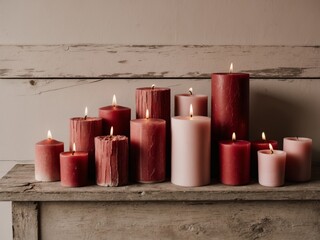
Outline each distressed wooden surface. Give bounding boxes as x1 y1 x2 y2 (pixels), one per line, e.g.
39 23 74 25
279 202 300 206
12 201 39 240
1 164 320 202
0 45 319 79
40 201 320 240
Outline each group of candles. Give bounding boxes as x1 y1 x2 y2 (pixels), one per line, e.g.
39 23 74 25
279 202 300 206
34 64 313 188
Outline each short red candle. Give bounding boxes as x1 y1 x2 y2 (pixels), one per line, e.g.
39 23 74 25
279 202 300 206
35 131 64 181
175 88 208 116
130 111 166 183
219 133 251 185
99 95 131 137
60 149 88 187
95 134 129 187
251 132 278 178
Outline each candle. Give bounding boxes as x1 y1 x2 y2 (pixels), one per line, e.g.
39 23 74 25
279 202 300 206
283 137 312 182
95 127 129 187
70 107 102 180
171 104 211 187
130 109 166 183
136 85 171 176
219 133 251 185
258 144 286 187
174 88 208 116
35 130 64 181
60 143 88 187
99 94 131 137
251 132 278 178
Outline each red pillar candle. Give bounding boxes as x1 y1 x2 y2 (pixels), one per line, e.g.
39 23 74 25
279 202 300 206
99 95 131 137
136 85 171 176
35 130 64 181
251 132 278 178
95 128 129 187
130 109 166 183
174 88 208 116
60 143 88 187
70 107 102 180
219 133 251 185
283 137 312 182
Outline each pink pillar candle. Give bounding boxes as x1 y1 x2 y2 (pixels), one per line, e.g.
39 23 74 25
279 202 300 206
258 149 286 187
283 137 312 182
35 131 64 181
175 88 208 116
171 114 211 187
130 113 166 183
95 135 129 187
60 149 88 187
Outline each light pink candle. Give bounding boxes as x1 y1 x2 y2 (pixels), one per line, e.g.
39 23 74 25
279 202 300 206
258 146 286 187
175 88 208 116
35 130 64 181
171 104 211 187
283 137 312 182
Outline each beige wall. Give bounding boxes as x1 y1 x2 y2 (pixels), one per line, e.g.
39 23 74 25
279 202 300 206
0 1 320 239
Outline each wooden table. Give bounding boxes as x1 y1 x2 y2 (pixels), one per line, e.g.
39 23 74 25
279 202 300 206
0 164 320 240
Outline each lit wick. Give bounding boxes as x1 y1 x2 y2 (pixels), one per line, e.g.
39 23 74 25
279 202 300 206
72 142 76 155
110 126 114 137
151 84 155 90
262 132 266 141
269 143 274 154
232 132 236 142
229 62 233 73
112 94 117 107
146 109 150 119
189 88 193 95
84 107 88 120
47 130 52 140
189 104 193 118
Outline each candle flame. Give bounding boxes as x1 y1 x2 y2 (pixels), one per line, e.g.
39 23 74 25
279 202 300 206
269 143 274 154
84 106 88 119
262 132 266 141
189 104 193 118
189 87 193 95
151 84 155 89
72 142 76 155
146 109 150 119
229 62 233 73
232 132 236 141
110 126 113 136
47 130 52 140
112 94 117 107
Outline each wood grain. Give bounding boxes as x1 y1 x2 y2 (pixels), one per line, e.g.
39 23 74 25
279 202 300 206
0 45 319 79
1 164 320 202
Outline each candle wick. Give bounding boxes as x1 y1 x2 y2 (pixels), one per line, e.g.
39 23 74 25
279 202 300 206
270 149 274 154
84 115 87 120
72 151 75 156
189 90 193 95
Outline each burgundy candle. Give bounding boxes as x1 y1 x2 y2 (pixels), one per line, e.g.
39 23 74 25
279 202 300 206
175 88 208 116
35 130 64 181
95 128 129 187
60 143 88 187
219 133 251 186
70 107 102 180
251 132 278 179
99 95 131 137
130 109 166 183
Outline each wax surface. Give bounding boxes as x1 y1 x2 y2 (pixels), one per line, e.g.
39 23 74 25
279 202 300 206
174 94 208 116
130 118 166 183
99 105 131 137
258 149 286 187
35 139 64 181
60 151 88 187
171 116 211 187
283 137 312 182
219 140 251 185
95 135 128 187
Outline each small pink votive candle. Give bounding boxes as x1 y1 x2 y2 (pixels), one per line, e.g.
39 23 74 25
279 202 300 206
258 148 286 187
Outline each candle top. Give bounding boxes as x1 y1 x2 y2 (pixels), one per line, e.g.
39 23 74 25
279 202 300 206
36 138 64 146
172 115 210 122
136 87 170 91
60 151 88 157
284 137 312 142
175 93 208 98
95 135 128 142
219 140 251 146
211 72 249 77
99 105 130 111
131 118 165 123
70 117 102 122
258 149 286 155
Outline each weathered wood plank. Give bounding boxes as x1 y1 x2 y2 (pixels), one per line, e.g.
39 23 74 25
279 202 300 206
0 45 319 79
40 201 320 240
1 164 320 202
12 201 39 240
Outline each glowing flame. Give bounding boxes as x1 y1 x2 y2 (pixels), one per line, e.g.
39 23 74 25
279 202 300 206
189 87 193 95
229 62 233 73
189 104 193 118
151 84 155 89
232 132 236 141
269 143 274 154
110 126 114 136
47 130 52 140
84 106 88 119
146 109 150 119
72 142 76 153
262 132 266 141
112 94 117 107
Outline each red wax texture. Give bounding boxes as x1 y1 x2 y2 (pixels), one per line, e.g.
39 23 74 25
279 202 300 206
250 140 278 178
35 139 64 181
70 117 102 180
60 151 88 187
219 140 251 185
99 105 131 137
95 136 129 187
130 118 166 183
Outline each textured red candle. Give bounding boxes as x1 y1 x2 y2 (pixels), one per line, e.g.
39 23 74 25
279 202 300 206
70 116 102 180
130 116 166 183
35 131 64 181
219 135 251 185
60 151 88 187
95 135 128 187
99 95 131 137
